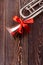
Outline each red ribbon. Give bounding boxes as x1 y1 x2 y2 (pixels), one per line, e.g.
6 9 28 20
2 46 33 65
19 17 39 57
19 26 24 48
11 16 34 36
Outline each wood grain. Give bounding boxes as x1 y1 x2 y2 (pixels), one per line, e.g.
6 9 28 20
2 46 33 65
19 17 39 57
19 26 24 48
0 0 43 65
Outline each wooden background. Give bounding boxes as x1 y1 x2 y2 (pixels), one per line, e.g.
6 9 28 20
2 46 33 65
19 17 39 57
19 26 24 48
0 0 43 65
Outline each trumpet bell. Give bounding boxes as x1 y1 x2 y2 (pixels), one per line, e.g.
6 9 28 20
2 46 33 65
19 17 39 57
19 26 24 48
6 24 20 33
20 0 43 19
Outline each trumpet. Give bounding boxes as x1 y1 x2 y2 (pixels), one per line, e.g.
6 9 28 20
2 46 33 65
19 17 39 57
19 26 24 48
20 0 43 19
6 0 43 34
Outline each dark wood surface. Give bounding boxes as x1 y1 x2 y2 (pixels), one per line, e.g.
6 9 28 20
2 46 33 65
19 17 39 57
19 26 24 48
0 0 43 65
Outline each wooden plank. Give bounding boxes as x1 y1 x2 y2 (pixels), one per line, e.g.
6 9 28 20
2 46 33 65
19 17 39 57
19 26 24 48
0 0 5 65
29 13 43 65
5 0 20 65
19 1 30 65
3 0 43 65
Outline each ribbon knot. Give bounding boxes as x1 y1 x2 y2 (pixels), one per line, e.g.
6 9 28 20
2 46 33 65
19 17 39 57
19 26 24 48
11 16 34 36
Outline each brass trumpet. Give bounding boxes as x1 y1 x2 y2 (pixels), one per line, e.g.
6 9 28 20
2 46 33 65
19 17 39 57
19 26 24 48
6 0 43 34
20 0 43 19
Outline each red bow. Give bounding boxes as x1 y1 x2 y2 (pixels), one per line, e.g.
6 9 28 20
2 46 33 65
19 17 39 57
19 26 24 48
11 16 34 36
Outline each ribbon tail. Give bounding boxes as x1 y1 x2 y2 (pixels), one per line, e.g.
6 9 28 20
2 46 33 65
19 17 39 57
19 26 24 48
24 18 34 24
23 24 30 33
17 25 23 34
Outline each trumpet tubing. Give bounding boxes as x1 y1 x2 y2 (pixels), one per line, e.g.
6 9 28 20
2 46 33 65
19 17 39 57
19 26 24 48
20 0 43 19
